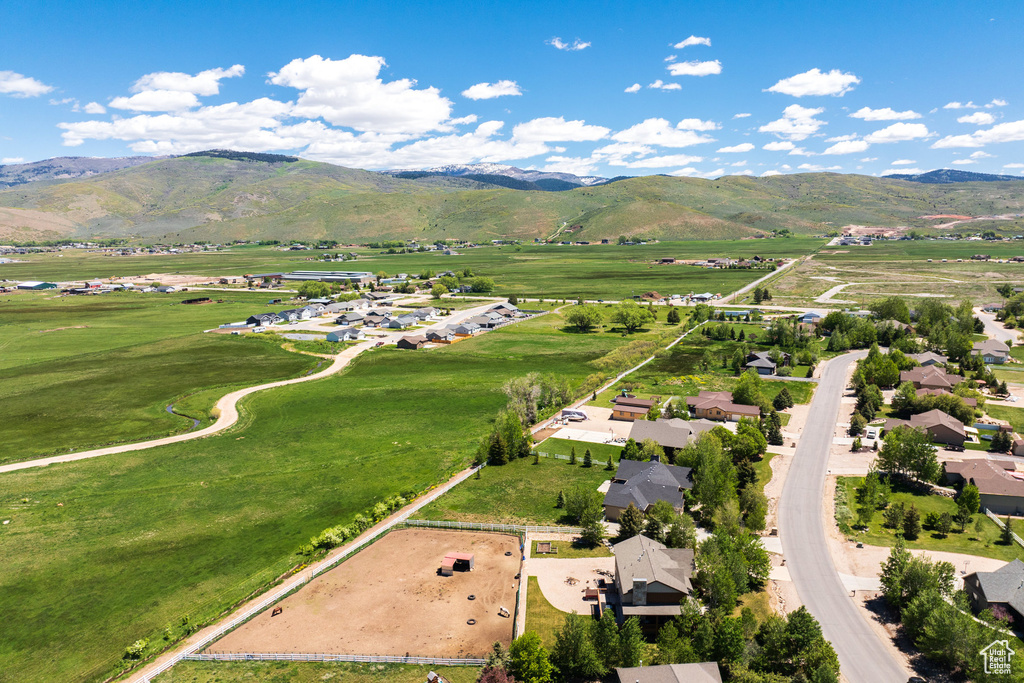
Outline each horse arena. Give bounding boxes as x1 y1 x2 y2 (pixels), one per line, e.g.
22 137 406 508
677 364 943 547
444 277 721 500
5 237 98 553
214 528 522 658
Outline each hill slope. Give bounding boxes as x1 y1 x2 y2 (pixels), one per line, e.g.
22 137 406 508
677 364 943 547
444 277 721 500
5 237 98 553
884 168 1024 184
0 156 162 190
4 154 1024 243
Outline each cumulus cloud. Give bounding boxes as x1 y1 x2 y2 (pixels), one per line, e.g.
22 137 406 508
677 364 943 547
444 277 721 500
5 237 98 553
970 151 993 159
860 157 878 162
674 35 711 49
733 113 751 119
511 117 609 143
461 80 522 100
718 142 754 153
542 155 598 174
951 158 977 165
0 70 54 97
890 159 916 165
788 147 815 156
83 101 106 114
624 83 641 93
863 122 930 143
133 65 244 96
269 54 453 135
761 169 782 176
612 118 715 147
881 167 924 175
849 106 921 121
758 104 826 141
1 157 25 164
798 163 842 171
667 60 722 77
767 68 860 97
943 101 976 109
822 139 870 154
648 80 681 91
110 90 201 112
677 118 719 131
619 154 705 168
932 120 1024 148
763 141 795 151
1005 163 1024 169
989 99 1009 107
825 134 858 142
547 37 590 51
958 112 995 125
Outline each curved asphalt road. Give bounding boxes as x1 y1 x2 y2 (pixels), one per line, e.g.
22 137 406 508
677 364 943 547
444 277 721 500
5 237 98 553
778 350 908 683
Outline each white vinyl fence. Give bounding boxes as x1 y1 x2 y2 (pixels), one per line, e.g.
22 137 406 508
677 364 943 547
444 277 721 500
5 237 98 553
186 652 486 666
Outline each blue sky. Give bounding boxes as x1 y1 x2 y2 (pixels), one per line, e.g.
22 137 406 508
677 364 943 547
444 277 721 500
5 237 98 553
2 0 1023 178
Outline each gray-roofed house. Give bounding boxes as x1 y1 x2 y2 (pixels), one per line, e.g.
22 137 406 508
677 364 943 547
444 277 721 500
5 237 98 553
335 312 365 326
744 350 787 375
613 534 695 633
327 327 364 342
945 459 1024 515
387 314 418 329
425 328 455 343
451 322 481 336
909 351 947 367
614 663 722 683
883 408 966 446
276 309 302 322
964 559 1024 625
973 339 1011 365
603 460 693 521
628 418 716 458
362 314 389 328
247 313 281 327
412 306 439 320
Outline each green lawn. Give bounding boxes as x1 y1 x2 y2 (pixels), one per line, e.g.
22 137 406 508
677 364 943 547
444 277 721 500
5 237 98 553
532 438 623 465
531 539 612 559
986 404 1024 433
838 477 1024 562
0 309 654 683
151 661 480 683
525 576 565 649
417 455 612 526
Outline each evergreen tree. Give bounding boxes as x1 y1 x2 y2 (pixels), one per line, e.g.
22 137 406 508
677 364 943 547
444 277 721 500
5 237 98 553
488 431 509 465
569 446 577 465
551 613 603 679
592 608 620 671
619 617 644 668
667 307 681 324
772 386 794 411
903 505 921 540
583 449 592 468
618 503 645 539
1002 516 1014 545
508 631 554 683
555 490 565 509
605 456 615 471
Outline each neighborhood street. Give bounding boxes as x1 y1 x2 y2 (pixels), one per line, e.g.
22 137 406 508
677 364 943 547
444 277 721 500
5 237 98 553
975 306 1018 344
778 350 909 683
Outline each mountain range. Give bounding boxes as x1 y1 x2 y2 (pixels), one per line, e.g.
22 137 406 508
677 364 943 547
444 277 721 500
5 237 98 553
882 169 1024 184
1 152 1024 243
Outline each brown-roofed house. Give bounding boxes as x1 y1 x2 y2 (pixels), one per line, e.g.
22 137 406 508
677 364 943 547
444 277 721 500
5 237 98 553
884 408 966 446
613 396 657 409
900 366 964 391
612 404 651 421
396 335 427 350
686 391 760 421
917 388 977 407
946 459 1024 515
613 534 694 633
614 663 722 683
973 339 1011 364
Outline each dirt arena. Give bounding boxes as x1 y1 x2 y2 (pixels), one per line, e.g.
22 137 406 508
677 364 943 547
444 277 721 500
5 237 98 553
213 529 522 658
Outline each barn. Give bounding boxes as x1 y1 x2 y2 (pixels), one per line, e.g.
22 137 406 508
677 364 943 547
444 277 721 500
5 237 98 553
440 552 475 576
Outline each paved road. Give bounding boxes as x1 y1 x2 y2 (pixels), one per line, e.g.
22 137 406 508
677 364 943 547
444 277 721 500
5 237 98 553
778 350 908 683
975 306 1018 344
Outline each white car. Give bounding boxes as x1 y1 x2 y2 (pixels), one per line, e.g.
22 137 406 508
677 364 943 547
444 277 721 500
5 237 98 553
865 428 878 440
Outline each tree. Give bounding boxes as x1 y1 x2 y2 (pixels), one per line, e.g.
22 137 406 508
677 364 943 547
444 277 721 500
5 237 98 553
551 612 603 679
740 487 768 532
508 295 518 306
610 300 656 333
565 486 603 525
667 307 681 324
569 446 577 465
643 514 664 542
618 503 645 539
297 280 331 299
903 505 921 540
880 535 912 609
579 519 604 548
991 430 1013 453
957 484 981 515
564 304 604 332
605 456 615 471
1002 516 1014 545
877 425 940 482
848 412 867 437
713 616 745 665
621 438 641 461
555 490 565 509
488 430 509 465
583 449 593 468
640 437 664 461
469 276 496 293
430 283 448 299
953 505 973 532
937 512 953 537
619 616 644 667
686 434 738 519
773 387 794 411
765 409 784 446
733 369 767 410
666 513 697 549
592 608 620 670
509 631 553 683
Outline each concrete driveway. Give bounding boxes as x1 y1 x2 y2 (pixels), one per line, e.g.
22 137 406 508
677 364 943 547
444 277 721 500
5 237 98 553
526 557 616 613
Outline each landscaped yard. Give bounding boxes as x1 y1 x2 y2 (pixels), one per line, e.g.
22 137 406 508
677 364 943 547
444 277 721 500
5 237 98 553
837 476 1024 562
525 576 564 649
532 438 623 465
531 539 612 559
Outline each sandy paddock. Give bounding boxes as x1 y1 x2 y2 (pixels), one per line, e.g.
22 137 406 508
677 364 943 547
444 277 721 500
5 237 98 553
214 529 521 658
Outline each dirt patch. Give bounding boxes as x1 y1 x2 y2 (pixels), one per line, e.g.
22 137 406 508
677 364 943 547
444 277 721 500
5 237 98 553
213 529 521 658
37 325 89 333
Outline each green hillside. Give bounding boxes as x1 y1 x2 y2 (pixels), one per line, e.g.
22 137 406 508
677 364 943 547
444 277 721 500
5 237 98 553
2 153 1024 243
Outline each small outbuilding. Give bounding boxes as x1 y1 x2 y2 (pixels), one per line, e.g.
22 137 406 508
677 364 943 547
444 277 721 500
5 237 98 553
440 552 475 576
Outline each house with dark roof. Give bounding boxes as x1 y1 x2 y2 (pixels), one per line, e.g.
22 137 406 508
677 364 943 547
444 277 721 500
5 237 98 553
945 459 1024 515
964 559 1024 625
612 534 695 633
397 335 428 350
973 339 1011 365
744 350 789 376
603 460 693 521
326 327 364 342
686 391 761 421
900 366 964 391
450 322 481 336
335 312 365 326
425 328 455 343
884 408 966 446
628 418 716 457
246 313 281 327
614 663 722 683
908 351 947 367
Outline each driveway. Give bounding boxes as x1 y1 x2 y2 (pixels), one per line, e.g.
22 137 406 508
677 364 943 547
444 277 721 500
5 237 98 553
778 350 909 683
526 557 616 613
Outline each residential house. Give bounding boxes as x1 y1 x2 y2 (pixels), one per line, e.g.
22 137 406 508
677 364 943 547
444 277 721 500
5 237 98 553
628 418 717 458
908 351 947 367
450 322 481 336
614 663 722 683
156 285 178 293
412 306 439 321
613 396 657 409
1014 438 1024 457
691 292 714 303
744 350 788 375
964 559 1024 626
900 366 964 391
798 312 822 325
362 314 390 328
335 312 365 326
490 302 521 317
917 387 977 407
397 335 428 350
612 534 695 632
685 391 761 421
425 328 455 343
884 408 966 446
365 292 391 301
876 319 912 331
973 339 1011 365
604 459 693 521
277 308 311 322
246 313 281 327
945 459 1024 515
387 314 417 329
326 327 364 342
612 404 651 421
302 303 327 317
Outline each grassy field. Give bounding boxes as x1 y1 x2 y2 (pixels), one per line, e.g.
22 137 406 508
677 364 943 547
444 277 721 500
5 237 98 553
0 308 663 683
525 576 564 649
531 539 612 559
417 455 612 526
838 477 1024 562
151 661 480 683
532 438 623 464
0 291 320 464
987 404 1024 433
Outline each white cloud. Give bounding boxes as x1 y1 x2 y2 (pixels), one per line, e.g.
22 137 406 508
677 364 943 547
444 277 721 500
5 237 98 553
612 118 715 147
461 80 522 100
718 142 754 153
735 169 754 176
863 122 930 143
133 65 244 96
83 101 106 114
511 117 609 143
49 97 76 106
1 157 25 164
0 70 54 97
758 104 826 141
667 167 701 177
664 55 677 62
677 118 719 131
849 106 921 121
547 37 590 51
269 54 453 135
798 163 842 171
763 141 795 151
958 112 995 125
648 80 681 91
951 158 977 165
989 99 1009 108
733 113 751 119
890 159 916 165
731 160 748 166
667 60 722 77
109 90 201 112
860 157 878 162
825 134 858 142
624 83 641 93
881 167 924 175
788 147 815 156
542 155 598 174
1004 163 1024 169
449 114 478 125
620 154 704 168
943 101 977 109
674 35 711 49
761 169 782 176
970 151 993 159
767 68 860 97
823 139 870 155
932 120 1024 148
